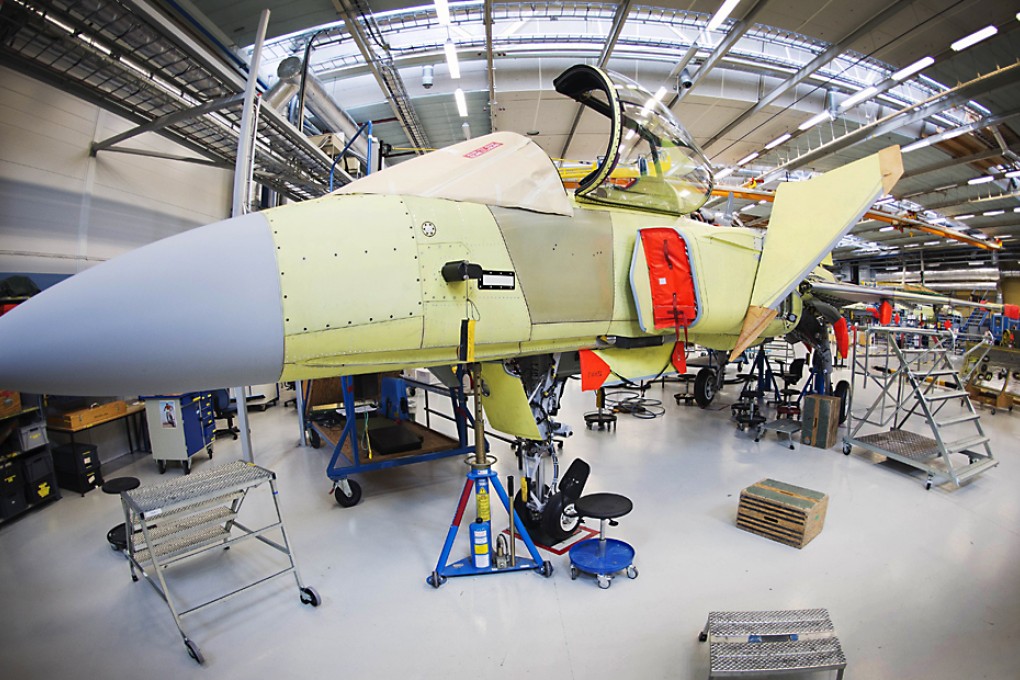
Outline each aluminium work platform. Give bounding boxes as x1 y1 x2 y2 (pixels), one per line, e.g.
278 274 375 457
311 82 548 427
120 461 319 664
844 326 997 489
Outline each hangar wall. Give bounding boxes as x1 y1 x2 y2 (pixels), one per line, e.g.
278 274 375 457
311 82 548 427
0 65 232 282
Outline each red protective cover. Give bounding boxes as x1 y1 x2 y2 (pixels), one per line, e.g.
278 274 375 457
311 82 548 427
579 350 612 392
640 228 698 329
833 317 849 359
879 300 893 326
1004 304 1020 320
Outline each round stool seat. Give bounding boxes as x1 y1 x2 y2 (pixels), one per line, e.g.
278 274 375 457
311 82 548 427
102 477 140 495
574 492 632 520
107 523 129 551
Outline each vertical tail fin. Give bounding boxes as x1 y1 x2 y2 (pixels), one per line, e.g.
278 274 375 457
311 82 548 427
729 146 903 359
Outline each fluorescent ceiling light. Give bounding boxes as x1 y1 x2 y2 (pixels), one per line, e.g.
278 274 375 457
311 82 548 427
1005 169 1020 178
707 0 742 32
764 133 792 150
434 0 450 26
454 88 467 117
736 152 759 166
998 234 1013 239
956 214 975 219
880 226 895 232
1014 207 1020 212
839 86 878 111
891 56 935 81
905 243 920 247
798 111 831 131
984 210 1004 216
653 86 668 102
951 25 998 52
444 40 460 79
901 138 932 153
968 176 995 185
714 167 734 180
923 240 940 245
968 261 984 265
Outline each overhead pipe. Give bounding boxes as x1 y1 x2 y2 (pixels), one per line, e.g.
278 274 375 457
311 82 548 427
265 56 373 165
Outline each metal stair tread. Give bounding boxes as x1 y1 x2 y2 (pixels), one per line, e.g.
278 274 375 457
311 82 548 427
955 458 999 482
920 390 969 401
935 414 980 427
943 434 990 453
131 525 230 565
132 505 237 547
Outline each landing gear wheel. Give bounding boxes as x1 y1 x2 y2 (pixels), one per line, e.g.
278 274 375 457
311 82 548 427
540 492 578 544
299 586 321 607
333 479 362 507
694 368 716 408
570 565 579 580
308 428 321 449
626 566 638 579
513 488 546 537
833 380 850 424
427 571 446 588
157 459 167 474
540 560 554 577
184 638 204 665
597 575 611 589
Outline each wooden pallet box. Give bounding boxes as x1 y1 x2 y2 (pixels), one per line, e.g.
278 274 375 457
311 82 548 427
801 394 841 448
0 390 21 419
737 478 828 549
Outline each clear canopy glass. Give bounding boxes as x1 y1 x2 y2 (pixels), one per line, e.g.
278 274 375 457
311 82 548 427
555 66 714 216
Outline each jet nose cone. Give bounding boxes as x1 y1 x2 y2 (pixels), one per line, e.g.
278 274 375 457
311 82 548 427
0 212 284 395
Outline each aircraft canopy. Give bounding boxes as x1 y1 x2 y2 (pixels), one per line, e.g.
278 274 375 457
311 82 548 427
333 131 573 216
553 65 714 217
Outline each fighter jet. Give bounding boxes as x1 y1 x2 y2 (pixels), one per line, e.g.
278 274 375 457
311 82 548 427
1 64 1014 541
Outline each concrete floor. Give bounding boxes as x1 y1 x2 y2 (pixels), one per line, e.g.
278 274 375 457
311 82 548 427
1 364 1018 679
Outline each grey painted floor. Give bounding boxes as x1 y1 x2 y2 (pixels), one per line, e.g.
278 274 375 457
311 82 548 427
2 364 1018 679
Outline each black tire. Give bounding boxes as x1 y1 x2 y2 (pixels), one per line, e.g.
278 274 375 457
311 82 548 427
184 638 204 665
299 586 321 607
540 492 579 544
694 368 716 408
308 428 321 449
540 560 554 577
513 487 546 535
333 479 362 507
833 380 850 424
157 459 167 474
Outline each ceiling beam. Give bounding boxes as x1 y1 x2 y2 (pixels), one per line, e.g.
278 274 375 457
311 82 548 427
333 0 431 153
901 143 1020 180
485 0 495 130
767 62 1020 176
701 0 911 151
559 0 631 160
667 0 770 110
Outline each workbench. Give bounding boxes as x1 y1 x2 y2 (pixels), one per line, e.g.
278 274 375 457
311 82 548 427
47 402 149 471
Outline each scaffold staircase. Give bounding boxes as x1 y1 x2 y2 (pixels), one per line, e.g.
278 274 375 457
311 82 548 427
960 308 988 335
845 326 997 489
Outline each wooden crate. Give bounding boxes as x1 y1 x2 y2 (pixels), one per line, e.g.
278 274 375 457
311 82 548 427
801 394 841 448
737 479 828 549
47 400 127 430
0 390 21 419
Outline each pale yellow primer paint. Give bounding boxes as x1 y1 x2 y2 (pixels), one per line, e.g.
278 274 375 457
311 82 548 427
480 362 542 439
593 343 676 384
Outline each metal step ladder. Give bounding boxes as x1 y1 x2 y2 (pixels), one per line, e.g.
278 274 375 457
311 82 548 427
844 326 998 489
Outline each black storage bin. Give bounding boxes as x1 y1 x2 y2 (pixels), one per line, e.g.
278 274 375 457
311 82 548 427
21 451 58 504
1 491 27 519
51 443 100 475
0 458 21 495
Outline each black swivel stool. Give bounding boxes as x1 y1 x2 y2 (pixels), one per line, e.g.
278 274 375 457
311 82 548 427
568 492 638 589
102 476 140 552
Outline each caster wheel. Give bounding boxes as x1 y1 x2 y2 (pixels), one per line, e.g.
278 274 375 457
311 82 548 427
157 460 167 474
843 444 852 456
570 565 579 580
333 479 362 507
626 566 638 579
207 446 213 459
597 575 611 590
427 571 446 589
184 638 204 665
183 461 191 475
131 574 139 582
699 632 708 642
299 586 321 607
540 560 554 578
925 481 933 490
308 428 321 449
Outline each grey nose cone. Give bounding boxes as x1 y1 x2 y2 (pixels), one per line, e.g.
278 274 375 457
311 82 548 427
0 212 284 396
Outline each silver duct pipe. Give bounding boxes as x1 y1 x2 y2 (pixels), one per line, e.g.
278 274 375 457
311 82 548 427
919 282 998 292
877 268 1000 284
264 56 371 163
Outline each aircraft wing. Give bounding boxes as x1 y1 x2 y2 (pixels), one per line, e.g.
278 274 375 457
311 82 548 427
804 279 1020 319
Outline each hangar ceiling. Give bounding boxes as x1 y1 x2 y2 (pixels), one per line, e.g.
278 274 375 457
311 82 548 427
1 0 1019 278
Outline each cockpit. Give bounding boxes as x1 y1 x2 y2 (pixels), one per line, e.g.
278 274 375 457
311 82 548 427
553 65 714 217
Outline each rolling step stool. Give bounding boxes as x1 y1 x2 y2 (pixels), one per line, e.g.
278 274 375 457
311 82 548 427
699 608 846 679
103 476 140 552
568 492 637 589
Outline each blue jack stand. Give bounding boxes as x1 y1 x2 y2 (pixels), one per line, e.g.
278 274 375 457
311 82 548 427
568 493 637 589
427 363 553 588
